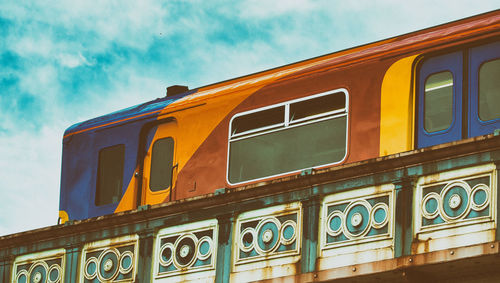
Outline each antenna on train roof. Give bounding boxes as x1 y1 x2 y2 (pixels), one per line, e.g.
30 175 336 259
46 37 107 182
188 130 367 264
166 85 189 97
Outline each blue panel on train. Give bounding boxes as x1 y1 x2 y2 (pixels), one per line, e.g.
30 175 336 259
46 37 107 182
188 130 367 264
468 40 500 138
417 51 463 148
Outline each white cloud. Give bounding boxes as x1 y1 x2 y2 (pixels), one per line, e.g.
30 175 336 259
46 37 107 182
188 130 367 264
0 125 63 235
58 53 94 68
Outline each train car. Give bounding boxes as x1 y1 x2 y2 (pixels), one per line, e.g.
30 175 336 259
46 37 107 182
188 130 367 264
58 10 500 223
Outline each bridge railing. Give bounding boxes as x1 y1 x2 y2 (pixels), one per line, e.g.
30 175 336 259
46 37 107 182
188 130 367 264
1 135 499 282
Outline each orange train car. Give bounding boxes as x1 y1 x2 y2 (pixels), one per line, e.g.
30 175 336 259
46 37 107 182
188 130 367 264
59 10 500 222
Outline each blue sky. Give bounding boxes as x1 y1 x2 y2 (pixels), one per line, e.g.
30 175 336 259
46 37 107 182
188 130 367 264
0 1 499 236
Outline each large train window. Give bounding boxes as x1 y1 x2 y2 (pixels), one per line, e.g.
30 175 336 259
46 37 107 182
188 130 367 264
228 89 348 185
417 40 500 148
95 144 125 206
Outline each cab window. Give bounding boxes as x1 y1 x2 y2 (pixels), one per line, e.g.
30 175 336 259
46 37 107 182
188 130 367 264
149 137 174 191
95 144 125 206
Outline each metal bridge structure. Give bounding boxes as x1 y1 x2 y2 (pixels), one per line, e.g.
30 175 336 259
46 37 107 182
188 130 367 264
1 134 500 282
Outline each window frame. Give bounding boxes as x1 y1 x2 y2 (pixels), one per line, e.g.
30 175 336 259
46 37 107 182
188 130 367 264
422 70 455 133
226 88 349 185
95 144 125 206
149 136 175 192
477 58 500 122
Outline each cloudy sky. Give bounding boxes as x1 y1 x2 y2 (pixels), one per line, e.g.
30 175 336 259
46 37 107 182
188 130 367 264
0 1 498 236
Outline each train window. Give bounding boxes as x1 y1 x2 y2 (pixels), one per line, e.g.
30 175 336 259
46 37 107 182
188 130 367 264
228 89 348 184
478 59 500 121
424 71 454 132
95 144 125 206
290 93 345 122
149 137 174 191
231 106 285 136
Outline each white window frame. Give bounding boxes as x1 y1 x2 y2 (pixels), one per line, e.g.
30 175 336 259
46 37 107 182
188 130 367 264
226 88 349 185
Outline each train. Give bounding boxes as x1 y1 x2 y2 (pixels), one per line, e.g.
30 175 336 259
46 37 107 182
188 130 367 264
58 10 500 223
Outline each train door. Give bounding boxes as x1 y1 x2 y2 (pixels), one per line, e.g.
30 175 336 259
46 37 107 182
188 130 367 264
417 51 463 148
141 120 178 206
417 40 500 148
468 41 500 137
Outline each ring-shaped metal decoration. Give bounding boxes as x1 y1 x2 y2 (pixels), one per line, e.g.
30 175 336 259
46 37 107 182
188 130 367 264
196 236 213 261
370 202 390 229
84 257 98 280
254 217 281 255
279 220 297 246
96 248 120 282
119 251 134 274
421 192 440 219
158 243 175 267
325 210 344 237
172 233 198 269
471 184 490 211
342 199 372 239
47 264 62 283
27 261 49 283
239 227 256 253
439 181 471 222
16 270 29 283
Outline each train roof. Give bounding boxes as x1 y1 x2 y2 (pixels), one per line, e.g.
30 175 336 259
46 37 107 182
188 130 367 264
63 9 500 139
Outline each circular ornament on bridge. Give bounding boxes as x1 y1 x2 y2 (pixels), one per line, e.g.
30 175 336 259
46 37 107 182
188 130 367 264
196 236 213 261
326 211 344 237
119 251 134 274
370 202 389 229
158 243 174 267
280 220 297 245
173 233 197 268
16 270 28 283
343 200 371 239
28 261 48 283
471 184 490 211
47 264 62 283
421 192 440 219
97 248 120 281
239 228 256 253
255 218 280 254
84 257 98 280
440 181 471 221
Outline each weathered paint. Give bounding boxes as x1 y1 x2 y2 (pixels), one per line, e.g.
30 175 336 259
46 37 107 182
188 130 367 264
2 135 500 282
412 163 497 254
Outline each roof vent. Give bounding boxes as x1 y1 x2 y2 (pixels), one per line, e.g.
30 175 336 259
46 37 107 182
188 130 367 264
166 85 189 97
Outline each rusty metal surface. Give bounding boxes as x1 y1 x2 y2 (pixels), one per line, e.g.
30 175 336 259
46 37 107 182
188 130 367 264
1 134 500 282
262 241 500 282
1 134 499 248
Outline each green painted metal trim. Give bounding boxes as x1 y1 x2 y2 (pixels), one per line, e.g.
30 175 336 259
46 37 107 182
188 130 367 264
64 247 80 283
393 178 415 258
0 259 12 283
300 196 320 273
215 214 234 283
137 231 155 282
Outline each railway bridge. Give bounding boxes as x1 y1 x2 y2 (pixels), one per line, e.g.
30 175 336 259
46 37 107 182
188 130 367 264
1 134 500 282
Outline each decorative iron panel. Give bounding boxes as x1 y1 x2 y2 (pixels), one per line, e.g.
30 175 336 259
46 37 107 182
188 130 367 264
80 235 138 283
12 249 65 283
153 219 217 282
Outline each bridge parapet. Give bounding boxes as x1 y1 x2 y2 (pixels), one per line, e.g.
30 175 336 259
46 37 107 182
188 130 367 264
2 135 500 282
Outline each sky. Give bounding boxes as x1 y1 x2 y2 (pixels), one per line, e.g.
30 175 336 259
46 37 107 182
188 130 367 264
0 1 499 236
